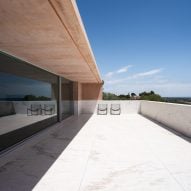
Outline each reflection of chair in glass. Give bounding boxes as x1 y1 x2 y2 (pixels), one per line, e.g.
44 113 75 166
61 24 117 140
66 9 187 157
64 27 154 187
97 104 108 115
27 104 42 116
110 104 121 115
43 104 55 115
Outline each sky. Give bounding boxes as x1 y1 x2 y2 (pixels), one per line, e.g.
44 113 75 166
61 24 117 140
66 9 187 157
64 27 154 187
77 0 191 97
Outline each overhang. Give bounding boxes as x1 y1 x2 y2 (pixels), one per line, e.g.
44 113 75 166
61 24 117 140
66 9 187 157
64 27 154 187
0 0 102 83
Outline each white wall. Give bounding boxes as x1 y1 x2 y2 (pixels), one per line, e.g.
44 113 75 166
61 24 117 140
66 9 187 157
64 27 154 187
73 101 81 116
77 100 141 114
10 100 191 137
140 101 191 137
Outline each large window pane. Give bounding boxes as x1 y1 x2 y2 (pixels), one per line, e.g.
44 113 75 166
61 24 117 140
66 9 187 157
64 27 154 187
0 52 58 151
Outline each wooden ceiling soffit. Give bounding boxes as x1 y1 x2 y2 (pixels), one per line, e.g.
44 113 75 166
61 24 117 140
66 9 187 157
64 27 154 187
0 0 102 83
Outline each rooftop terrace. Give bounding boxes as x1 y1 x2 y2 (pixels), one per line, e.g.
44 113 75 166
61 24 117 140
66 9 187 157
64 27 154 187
0 111 191 191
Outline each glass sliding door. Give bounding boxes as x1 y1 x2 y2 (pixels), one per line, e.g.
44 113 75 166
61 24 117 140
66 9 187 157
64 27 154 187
61 77 74 120
0 52 58 151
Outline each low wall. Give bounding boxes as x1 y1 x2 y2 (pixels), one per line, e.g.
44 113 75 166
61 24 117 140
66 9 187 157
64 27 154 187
140 101 191 137
79 100 141 114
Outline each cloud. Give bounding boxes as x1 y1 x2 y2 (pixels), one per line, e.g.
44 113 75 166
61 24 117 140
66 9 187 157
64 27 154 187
105 68 163 85
117 65 133 73
105 72 114 78
104 65 133 78
130 68 162 79
106 78 125 84
103 66 191 97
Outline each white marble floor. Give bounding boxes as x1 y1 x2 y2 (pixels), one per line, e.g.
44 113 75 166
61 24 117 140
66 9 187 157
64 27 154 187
0 114 191 191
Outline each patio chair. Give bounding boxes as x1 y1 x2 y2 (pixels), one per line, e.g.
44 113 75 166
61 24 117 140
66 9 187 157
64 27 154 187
110 104 121 115
97 104 108 115
43 104 55 115
27 104 42 116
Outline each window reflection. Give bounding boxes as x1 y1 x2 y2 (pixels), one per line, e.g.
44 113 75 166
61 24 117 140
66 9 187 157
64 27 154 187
0 52 75 151
0 52 58 151
0 72 52 101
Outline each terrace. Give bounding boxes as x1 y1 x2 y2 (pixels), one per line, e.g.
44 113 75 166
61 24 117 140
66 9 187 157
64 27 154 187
0 1 191 190
0 101 191 191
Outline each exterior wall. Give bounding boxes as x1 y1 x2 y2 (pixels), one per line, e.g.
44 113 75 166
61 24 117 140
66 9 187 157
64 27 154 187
73 82 103 115
140 101 191 137
81 83 103 100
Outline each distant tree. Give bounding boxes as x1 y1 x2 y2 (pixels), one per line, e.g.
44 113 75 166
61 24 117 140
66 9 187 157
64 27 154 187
103 91 163 101
139 91 164 102
139 91 154 97
103 92 118 100
24 95 37 101
131 93 136 97
119 94 130 100
139 91 146 96
126 93 130 99
24 94 51 101
118 94 125 100
103 92 131 100
38 96 51 101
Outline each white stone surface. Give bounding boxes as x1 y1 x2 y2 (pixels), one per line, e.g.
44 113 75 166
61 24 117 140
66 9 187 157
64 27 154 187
140 101 191 137
0 114 191 190
74 100 81 116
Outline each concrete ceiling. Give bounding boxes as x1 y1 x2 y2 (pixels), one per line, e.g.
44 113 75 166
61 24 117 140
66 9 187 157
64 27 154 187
0 0 102 83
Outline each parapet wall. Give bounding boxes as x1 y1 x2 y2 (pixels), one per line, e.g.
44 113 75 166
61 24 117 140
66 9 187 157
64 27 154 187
140 101 191 137
78 100 191 138
79 100 141 114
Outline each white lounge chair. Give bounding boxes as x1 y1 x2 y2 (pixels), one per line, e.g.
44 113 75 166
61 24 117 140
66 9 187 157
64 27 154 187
97 104 108 115
110 104 121 115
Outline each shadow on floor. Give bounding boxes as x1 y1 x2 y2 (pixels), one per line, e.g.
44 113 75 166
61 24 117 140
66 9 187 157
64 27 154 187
0 114 92 191
141 114 191 143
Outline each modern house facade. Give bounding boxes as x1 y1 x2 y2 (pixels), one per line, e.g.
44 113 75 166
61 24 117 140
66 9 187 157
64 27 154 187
1 1 191 190
0 0 103 151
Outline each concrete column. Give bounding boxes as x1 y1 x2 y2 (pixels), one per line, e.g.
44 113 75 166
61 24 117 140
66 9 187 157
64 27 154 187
73 82 82 116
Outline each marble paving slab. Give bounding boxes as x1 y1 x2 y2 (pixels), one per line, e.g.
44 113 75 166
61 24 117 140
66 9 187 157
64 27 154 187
0 114 190 191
